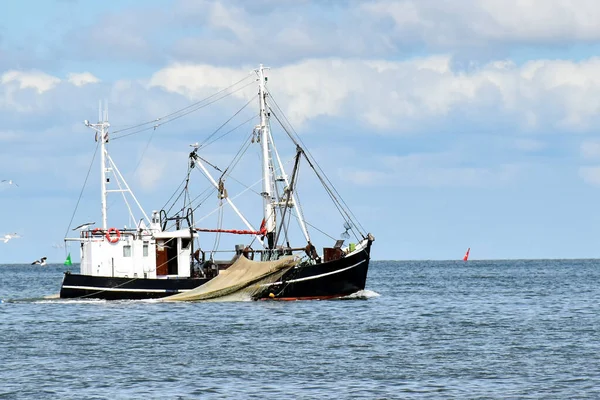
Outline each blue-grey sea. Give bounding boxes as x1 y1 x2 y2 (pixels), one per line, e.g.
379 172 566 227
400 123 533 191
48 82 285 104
1 260 599 399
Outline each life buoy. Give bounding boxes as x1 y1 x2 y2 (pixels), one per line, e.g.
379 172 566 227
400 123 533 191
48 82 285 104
106 228 121 244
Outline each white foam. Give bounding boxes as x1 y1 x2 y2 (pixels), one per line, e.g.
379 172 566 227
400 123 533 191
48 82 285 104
341 289 381 300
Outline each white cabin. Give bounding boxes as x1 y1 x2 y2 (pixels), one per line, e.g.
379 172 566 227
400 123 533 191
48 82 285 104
78 228 195 279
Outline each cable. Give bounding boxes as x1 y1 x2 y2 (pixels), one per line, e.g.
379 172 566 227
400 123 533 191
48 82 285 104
64 139 101 240
111 74 255 135
268 93 367 237
199 97 255 148
111 80 257 141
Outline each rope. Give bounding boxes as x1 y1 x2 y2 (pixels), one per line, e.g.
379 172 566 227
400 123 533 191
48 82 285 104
63 139 101 246
111 80 256 141
199 97 255 148
131 124 157 178
111 74 255 135
268 92 366 236
268 99 365 239
201 114 257 149
210 201 224 259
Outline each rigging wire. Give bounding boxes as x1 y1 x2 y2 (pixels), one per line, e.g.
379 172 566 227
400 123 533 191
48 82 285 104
219 130 255 181
111 80 257 142
141 94 258 230
210 201 225 259
192 174 262 225
111 74 255 135
131 125 158 178
199 97 256 148
186 128 262 221
63 139 101 243
203 115 257 148
269 108 351 234
202 114 258 149
291 209 337 242
160 174 191 214
154 108 257 228
267 92 367 237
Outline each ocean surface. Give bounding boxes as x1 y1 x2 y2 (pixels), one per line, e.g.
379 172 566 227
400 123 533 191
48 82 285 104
1 260 600 399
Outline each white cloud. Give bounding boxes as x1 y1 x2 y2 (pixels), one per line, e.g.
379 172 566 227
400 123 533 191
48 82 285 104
477 0 600 41
579 166 600 185
5 55 600 160
208 1 254 42
514 138 546 152
147 56 600 132
362 0 600 46
133 147 189 191
0 130 19 142
345 152 521 188
579 140 600 160
580 141 600 159
68 72 100 87
1 70 60 93
148 63 253 101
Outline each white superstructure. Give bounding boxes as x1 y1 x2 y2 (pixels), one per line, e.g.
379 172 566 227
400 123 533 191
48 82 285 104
66 104 196 280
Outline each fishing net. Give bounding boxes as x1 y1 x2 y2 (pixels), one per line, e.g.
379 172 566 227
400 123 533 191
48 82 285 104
160 255 298 302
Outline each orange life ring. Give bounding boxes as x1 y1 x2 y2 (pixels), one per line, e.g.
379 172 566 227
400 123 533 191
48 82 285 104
106 228 121 244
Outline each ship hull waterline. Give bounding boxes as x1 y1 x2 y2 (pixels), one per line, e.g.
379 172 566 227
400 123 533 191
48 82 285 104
255 244 371 301
59 245 371 301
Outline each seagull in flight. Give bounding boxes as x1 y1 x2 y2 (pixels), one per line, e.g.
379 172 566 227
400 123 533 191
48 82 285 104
1 179 18 187
31 257 47 266
73 222 96 231
2 233 21 243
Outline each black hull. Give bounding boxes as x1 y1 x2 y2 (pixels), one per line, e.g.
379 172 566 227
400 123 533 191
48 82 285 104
60 241 371 301
254 241 372 300
60 273 210 300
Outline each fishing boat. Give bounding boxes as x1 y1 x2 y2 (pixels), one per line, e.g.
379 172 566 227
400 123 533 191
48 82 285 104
59 65 374 301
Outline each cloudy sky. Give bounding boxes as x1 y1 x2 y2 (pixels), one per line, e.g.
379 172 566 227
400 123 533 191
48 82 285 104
3 0 600 262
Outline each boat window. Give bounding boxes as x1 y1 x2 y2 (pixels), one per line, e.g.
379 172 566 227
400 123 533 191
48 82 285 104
143 242 149 257
181 239 191 249
123 245 132 257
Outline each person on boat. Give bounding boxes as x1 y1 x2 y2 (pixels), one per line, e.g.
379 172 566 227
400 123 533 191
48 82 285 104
304 242 321 263
242 246 254 260
192 249 207 278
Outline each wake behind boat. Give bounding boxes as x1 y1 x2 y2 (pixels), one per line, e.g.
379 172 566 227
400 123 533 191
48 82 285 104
59 64 374 301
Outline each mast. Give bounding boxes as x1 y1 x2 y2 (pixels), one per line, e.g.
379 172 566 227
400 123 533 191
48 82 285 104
257 64 276 249
268 130 311 244
84 102 110 230
100 105 108 231
82 102 151 233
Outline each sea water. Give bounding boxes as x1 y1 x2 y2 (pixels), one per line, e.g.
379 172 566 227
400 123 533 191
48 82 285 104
1 260 599 399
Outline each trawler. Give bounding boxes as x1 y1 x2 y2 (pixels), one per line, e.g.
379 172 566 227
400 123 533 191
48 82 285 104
60 65 374 301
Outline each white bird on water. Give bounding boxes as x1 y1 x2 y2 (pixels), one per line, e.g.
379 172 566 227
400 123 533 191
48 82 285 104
2 233 21 243
1 179 19 187
32 257 47 266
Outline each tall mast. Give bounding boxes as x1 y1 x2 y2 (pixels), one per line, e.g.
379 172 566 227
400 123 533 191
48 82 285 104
84 102 110 230
100 104 108 230
257 64 276 249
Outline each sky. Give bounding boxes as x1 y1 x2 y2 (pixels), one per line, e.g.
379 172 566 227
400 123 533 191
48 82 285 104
3 0 600 262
